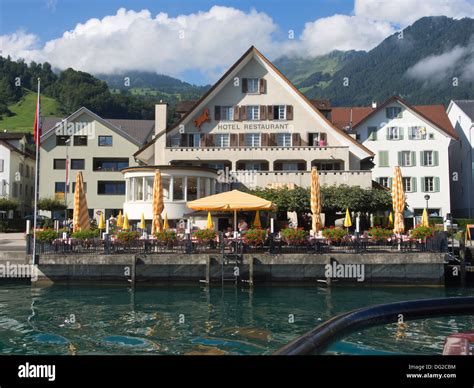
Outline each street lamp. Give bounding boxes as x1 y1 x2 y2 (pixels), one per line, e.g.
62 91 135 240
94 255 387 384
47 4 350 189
424 194 430 212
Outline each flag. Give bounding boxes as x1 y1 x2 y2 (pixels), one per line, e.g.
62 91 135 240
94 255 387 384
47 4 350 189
33 94 42 146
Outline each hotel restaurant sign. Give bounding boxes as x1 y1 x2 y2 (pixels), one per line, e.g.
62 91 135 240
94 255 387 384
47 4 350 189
217 122 292 130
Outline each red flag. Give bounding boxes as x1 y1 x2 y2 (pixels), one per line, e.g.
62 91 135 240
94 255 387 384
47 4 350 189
33 96 41 146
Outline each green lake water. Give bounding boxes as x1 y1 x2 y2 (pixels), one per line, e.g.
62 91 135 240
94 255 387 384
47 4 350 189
0 284 472 355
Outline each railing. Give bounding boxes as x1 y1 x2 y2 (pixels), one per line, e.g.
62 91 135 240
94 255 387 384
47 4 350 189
27 232 447 256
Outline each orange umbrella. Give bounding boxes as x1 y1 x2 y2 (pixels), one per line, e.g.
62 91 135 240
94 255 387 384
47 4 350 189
391 166 405 234
151 170 164 234
72 172 90 231
310 167 322 233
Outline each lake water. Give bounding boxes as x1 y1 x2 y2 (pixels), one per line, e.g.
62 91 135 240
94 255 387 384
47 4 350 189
0 284 472 355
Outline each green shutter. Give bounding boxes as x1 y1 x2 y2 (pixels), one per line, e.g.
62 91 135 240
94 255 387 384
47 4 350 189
398 127 404 140
420 151 425 166
411 151 416 166
421 177 426 192
389 178 393 188
408 127 413 140
398 151 402 166
411 177 417 192
435 177 440 192
386 127 390 140
434 151 439 166
379 151 388 167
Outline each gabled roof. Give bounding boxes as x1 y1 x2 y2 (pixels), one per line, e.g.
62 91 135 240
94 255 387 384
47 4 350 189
0 139 35 159
333 96 458 140
452 100 474 121
41 107 154 146
135 46 374 159
0 132 28 140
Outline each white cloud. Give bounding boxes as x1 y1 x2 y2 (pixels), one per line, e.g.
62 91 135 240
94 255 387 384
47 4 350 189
0 30 39 59
355 0 474 26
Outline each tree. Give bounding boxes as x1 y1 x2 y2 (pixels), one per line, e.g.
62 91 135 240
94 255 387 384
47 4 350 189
0 199 19 212
37 198 67 212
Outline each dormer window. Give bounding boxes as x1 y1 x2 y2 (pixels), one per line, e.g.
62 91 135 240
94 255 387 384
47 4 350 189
247 78 259 93
386 107 402 119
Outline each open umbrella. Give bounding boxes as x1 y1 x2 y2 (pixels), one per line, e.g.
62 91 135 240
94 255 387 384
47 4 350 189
122 213 130 231
163 213 169 230
392 166 405 234
151 170 164 234
72 172 90 232
117 211 123 229
253 211 262 229
421 208 429 227
139 212 146 230
343 208 352 229
206 212 214 230
311 167 322 233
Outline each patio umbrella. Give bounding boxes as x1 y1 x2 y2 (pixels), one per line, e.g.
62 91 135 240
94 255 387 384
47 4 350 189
117 211 123 229
163 213 169 230
206 212 214 230
98 213 105 230
151 170 164 234
122 213 130 231
187 189 276 232
72 172 90 232
343 208 352 228
139 212 146 230
388 211 394 226
392 166 405 234
310 167 322 233
253 211 262 229
421 208 429 227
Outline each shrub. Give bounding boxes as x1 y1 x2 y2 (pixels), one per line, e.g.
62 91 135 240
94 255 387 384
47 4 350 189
281 228 308 245
71 229 100 240
35 229 58 243
244 229 267 246
368 226 393 241
322 226 348 242
410 225 435 240
155 230 177 244
116 231 140 244
193 229 217 244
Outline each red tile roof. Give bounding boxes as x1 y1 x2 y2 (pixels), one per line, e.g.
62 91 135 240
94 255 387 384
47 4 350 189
331 107 375 130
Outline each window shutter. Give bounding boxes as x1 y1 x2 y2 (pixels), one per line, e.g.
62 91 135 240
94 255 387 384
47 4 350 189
239 133 245 147
260 105 267 120
389 178 393 188
267 105 274 121
420 151 425 166
398 127 404 140
379 151 388 167
435 177 440 192
239 106 247 121
411 177 417 192
292 133 301 146
233 106 240 121
230 134 238 147
259 78 266 94
386 127 390 140
207 134 215 147
398 152 402 166
286 105 293 120
200 134 206 147
261 133 269 146
421 177 426 192
269 133 277 146
434 151 439 166
411 151 416 166
180 134 187 147
214 106 221 121
408 127 413 140
242 78 248 93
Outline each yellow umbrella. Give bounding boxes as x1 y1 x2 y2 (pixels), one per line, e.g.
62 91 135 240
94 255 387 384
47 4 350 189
98 213 105 230
421 208 429 227
151 170 164 234
117 211 123 229
253 211 262 229
122 213 130 231
163 213 169 230
392 166 405 234
139 213 146 230
72 172 90 232
206 212 214 230
310 167 322 233
388 211 394 226
343 208 352 228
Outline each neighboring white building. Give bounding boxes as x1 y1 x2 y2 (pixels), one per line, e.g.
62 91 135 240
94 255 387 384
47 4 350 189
0 132 36 216
331 96 458 218
447 100 474 218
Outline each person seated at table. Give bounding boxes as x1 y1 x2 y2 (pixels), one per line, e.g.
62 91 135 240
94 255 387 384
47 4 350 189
224 227 233 238
238 219 248 233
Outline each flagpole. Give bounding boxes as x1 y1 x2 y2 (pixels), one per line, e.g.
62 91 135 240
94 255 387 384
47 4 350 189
32 78 40 265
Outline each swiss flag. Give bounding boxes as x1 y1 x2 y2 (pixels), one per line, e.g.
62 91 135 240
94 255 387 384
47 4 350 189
33 96 41 146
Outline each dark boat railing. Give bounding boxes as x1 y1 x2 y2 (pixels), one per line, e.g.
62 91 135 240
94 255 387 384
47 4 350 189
274 297 474 355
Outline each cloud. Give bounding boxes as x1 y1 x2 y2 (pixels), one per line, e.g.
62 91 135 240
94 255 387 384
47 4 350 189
0 30 39 59
406 41 474 82
355 0 474 26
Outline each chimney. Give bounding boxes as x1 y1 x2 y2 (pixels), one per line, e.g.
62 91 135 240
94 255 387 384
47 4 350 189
371 101 377 109
155 102 167 135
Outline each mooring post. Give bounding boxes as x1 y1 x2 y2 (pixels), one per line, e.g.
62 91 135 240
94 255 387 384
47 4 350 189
460 232 466 287
131 255 137 289
206 255 211 284
249 256 254 287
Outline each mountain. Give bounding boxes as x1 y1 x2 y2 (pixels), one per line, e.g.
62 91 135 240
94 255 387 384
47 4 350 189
276 16 474 106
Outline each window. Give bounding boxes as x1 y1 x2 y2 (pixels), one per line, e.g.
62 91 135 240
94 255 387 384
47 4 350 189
220 106 233 121
378 177 390 188
387 127 403 140
162 176 170 200
73 136 88 146
188 134 201 148
215 134 230 148
56 136 70 146
71 182 87 193
408 126 426 140
170 136 180 147
403 177 412 192
247 78 259 93
247 106 260 121
422 177 439 192
314 162 341 171
55 182 66 193
173 177 184 200
19 163 24 176
378 151 389 167
71 159 85 170
244 133 261 147
53 159 66 169
19 184 22 195
386 107 402 119
276 133 292 147
273 105 286 120
282 163 299 171
308 133 327 146
93 158 129 171
98 136 113 146
244 162 262 171
399 151 416 167
187 177 198 201
0 159 3 173
97 181 125 195
25 165 29 178
420 150 438 166
13 182 18 197
368 127 377 141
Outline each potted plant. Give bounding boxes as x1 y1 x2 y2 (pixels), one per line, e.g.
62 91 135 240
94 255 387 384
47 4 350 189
193 229 217 247
322 226 348 243
244 228 267 246
34 229 58 244
280 228 308 245
410 225 435 241
155 230 177 246
368 226 393 242
116 231 140 246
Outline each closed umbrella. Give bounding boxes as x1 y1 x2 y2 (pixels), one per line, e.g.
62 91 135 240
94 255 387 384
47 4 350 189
117 211 123 229
310 167 322 233
253 211 262 229
392 166 405 234
151 170 164 234
344 208 352 229
206 212 214 230
388 211 394 226
421 208 429 227
163 213 169 230
139 212 146 230
122 213 130 231
72 172 90 232
98 213 105 230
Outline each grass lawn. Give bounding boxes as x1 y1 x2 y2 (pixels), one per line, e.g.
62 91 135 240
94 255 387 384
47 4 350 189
0 90 60 133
